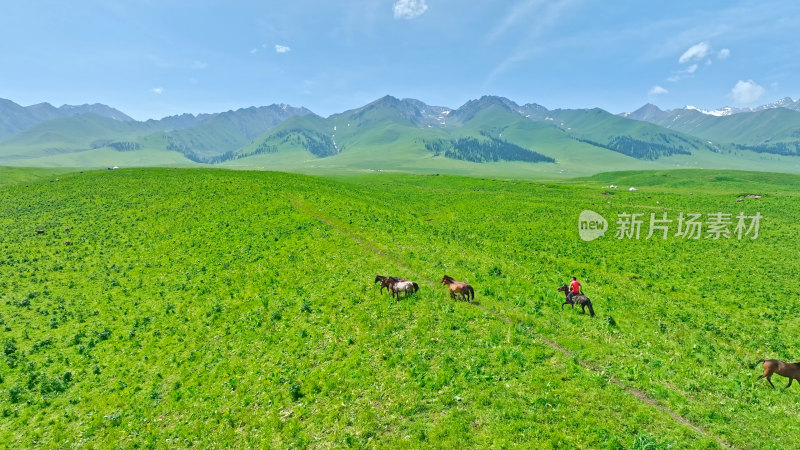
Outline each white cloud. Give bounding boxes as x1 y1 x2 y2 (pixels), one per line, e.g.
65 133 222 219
191 60 208 69
717 48 730 59
648 86 668 96
274 44 291 53
151 87 163 95
730 80 765 104
249 48 258 54
686 64 698 74
393 0 428 19
678 41 711 64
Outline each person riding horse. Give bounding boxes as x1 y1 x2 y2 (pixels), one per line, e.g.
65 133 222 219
568 277 582 303
557 278 595 317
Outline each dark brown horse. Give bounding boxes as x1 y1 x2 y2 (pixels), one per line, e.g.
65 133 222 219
375 275 397 294
374 275 406 295
753 359 800 388
441 275 474 301
557 285 595 317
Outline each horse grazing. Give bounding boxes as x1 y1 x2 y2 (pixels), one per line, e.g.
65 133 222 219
441 276 474 302
557 285 595 317
391 280 419 300
753 359 800 389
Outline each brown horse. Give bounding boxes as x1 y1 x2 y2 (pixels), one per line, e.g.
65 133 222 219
374 275 405 295
753 359 800 388
557 285 595 317
374 275 396 294
441 275 474 301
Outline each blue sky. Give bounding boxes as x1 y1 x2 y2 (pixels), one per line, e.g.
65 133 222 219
1 0 798 120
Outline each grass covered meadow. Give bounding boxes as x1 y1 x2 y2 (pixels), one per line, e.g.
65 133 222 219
0 167 798 448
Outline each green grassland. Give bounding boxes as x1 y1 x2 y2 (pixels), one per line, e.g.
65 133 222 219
1 148 199 169
221 136 800 179
0 168 798 448
0 167 77 186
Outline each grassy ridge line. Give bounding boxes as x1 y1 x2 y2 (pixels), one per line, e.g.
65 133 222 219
290 194 729 448
0 166 78 186
574 169 800 193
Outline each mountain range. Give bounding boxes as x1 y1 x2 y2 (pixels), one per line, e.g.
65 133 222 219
1 95 800 176
0 99 133 140
624 97 800 118
625 102 800 156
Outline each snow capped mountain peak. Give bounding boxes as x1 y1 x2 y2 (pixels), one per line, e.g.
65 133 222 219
678 97 800 117
626 96 800 121
761 97 797 109
683 105 737 117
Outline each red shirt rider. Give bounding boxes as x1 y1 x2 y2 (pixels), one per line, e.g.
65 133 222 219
569 277 581 294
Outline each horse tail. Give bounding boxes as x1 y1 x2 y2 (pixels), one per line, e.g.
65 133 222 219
751 359 766 369
468 285 474 301
586 299 595 317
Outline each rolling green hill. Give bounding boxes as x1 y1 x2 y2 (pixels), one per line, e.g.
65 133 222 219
0 99 45 140
147 104 313 162
437 96 721 160
0 166 77 185
0 98 132 140
235 114 339 160
627 105 800 155
231 96 559 170
0 105 312 166
0 114 158 161
224 96 800 177
523 106 720 159
1 167 798 447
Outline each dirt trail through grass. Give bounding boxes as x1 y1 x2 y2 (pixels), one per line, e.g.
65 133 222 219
291 196 733 449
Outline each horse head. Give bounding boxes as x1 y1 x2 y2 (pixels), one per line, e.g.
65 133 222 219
374 275 385 284
557 284 569 293
441 275 453 285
